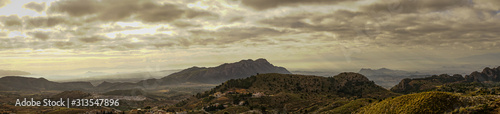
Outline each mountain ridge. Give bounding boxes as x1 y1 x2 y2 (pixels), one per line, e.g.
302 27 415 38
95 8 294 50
98 58 291 91
391 66 500 93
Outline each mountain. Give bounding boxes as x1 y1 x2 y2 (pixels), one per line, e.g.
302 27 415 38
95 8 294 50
159 58 290 84
0 69 31 76
358 68 429 89
390 66 500 94
0 76 94 91
98 58 291 91
172 73 396 113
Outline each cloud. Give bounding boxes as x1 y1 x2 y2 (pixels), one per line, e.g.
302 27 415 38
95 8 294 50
0 0 10 8
24 16 69 28
189 27 287 45
49 0 100 17
171 21 199 28
361 0 471 14
29 32 50 41
23 2 46 13
49 0 217 23
0 15 22 27
78 36 106 43
238 0 357 10
258 1 500 50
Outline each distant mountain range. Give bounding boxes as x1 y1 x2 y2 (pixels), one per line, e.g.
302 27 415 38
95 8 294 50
0 59 290 92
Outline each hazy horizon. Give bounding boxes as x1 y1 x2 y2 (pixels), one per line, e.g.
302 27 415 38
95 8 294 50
1 0 499 79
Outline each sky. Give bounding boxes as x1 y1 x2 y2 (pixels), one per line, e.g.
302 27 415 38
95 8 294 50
0 0 499 79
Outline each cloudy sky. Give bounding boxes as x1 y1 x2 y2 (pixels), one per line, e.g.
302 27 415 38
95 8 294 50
0 0 499 79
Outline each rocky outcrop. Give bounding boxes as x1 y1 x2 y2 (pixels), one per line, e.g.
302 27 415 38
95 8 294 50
465 67 500 82
390 66 500 94
390 74 465 93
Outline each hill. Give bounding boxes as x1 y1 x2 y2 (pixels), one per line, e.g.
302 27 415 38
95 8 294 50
0 76 94 91
358 91 500 113
172 73 396 113
390 66 500 94
390 74 465 94
465 67 500 82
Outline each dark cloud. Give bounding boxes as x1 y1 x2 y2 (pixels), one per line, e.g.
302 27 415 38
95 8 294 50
171 21 199 28
29 32 50 41
78 36 106 43
259 10 368 39
23 2 46 13
49 0 217 23
134 3 185 22
190 27 287 45
185 10 218 19
0 0 10 8
361 0 471 14
25 16 69 28
228 16 244 23
239 0 357 10
259 4 500 50
0 15 22 27
49 0 100 17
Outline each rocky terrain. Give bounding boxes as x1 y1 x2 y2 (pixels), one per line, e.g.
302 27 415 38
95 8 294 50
391 66 500 93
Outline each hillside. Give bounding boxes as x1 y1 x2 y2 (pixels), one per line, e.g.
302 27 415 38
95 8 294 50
0 76 94 91
390 74 465 94
391 66 500 94
465 67 500 82
172 73 396 113
358 91 500 114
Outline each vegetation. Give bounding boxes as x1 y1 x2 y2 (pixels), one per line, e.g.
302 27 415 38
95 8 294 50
322 98 374 114
171 73 396 113
358 91 500 114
